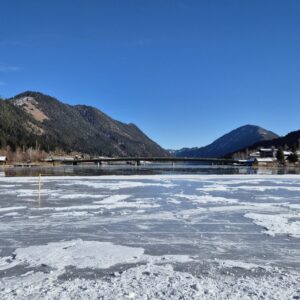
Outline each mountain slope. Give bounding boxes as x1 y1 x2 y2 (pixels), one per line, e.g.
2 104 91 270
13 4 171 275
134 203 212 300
237 129 300 153
1 91 169 157
0 98 51 151
174 125 279 158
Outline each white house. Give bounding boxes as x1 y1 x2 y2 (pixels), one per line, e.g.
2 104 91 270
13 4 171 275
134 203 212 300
283 151 293 160
249 151 260 158
253 157 276 166
259 148 277 158
0 156 7 165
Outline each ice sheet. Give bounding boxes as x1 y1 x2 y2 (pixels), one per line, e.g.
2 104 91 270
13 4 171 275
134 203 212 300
0 174 300 299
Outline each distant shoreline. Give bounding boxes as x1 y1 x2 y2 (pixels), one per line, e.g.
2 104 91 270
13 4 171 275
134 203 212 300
2 163 300 177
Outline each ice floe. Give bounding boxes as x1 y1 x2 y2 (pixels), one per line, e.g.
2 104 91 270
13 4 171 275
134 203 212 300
215 259 273 271
245 212 300 238
0 206 27 213
175 194 238 204
60 194 108 199
10 240 145 271
58 180 176 190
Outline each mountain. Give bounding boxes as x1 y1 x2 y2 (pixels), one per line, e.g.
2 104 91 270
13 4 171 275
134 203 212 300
0 91 169 157
174 125 279 158
237 129 300 153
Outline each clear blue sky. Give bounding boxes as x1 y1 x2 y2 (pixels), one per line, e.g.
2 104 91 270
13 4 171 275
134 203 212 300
1 0 300 149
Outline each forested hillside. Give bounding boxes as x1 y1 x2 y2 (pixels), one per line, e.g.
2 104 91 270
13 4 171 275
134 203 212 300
0 91 169 159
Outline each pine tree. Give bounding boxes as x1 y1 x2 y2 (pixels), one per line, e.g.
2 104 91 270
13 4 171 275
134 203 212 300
287 145 299 163
276 148 285 163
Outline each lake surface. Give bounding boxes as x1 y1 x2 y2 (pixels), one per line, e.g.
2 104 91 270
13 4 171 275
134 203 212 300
0 168 299 299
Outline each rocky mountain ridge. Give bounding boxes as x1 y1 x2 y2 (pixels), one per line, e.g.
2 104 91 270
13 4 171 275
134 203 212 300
0 91 169 157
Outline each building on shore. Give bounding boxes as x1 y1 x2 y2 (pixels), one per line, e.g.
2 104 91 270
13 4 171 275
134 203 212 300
0 156 7 165
259 148 277 158
249 148 278 159
238 147 300 166
249 148 297 161
249 151 260 158
252 157 276 166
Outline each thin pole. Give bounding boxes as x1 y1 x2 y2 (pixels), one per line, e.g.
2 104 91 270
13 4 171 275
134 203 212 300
38 173 42 206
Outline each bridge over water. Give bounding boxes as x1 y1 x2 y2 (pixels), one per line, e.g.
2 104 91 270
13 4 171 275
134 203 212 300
49 157 235 166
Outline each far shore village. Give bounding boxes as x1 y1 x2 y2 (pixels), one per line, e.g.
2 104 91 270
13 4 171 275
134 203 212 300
237 148 300 166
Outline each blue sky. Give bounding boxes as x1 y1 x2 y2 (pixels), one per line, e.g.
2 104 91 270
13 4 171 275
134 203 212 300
1 0 300 149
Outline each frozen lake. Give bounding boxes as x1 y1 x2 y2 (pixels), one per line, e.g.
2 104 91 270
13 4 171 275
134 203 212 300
0 174 299 299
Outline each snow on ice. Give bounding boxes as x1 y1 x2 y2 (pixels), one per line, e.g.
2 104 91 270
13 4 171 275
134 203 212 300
0 174 299 299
